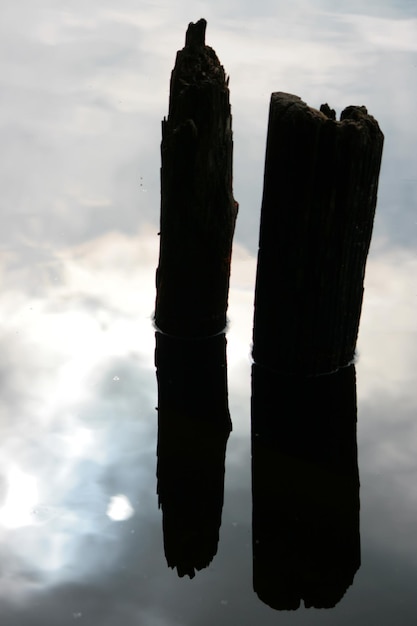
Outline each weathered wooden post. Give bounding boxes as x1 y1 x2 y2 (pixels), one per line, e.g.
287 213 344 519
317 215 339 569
155 18 238 337
252 93 384 374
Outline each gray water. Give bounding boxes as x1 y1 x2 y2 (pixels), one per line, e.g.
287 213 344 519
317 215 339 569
1 1 416 624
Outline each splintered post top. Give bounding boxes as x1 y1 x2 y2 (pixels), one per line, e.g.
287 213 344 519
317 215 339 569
185 18 207 47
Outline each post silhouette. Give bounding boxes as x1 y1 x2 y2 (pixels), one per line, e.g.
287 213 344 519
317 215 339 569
253 92 384 375
251 361 360 609
155 19 238 337
155 331 232 578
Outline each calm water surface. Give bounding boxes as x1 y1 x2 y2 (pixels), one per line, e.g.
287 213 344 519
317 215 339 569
1 1 416 624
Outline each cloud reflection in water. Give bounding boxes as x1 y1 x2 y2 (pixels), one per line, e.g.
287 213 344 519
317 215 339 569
0 0 416 622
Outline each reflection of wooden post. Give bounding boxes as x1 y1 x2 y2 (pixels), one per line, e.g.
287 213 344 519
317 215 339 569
155 332 232 578
155 19 238 338
253 93 384 375
251 363 360 609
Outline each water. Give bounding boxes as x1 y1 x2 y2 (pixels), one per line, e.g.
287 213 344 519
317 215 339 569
1 1 416 624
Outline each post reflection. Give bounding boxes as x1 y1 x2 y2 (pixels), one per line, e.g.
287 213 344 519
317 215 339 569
155 331 232 578
251 362 360 609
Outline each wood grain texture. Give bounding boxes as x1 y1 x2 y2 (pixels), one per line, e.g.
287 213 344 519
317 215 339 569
253 92 384 375
155 19 238 337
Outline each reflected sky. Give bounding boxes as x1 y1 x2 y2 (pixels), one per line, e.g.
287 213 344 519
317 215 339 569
1 0 416 623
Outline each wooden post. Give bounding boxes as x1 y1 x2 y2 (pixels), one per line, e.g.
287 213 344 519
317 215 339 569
252 93 384 375
155 19 238 337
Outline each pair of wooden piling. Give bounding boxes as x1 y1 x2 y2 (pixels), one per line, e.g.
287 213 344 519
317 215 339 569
154 19 383 606
155 19 384 374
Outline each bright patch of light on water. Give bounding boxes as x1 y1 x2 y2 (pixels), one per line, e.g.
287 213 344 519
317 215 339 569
106 494 135 521
0 466 39 529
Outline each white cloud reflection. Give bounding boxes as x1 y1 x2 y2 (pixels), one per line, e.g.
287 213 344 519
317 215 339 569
0 466 39 529
0 226 160 598
358 242 417 399
106 494 135 521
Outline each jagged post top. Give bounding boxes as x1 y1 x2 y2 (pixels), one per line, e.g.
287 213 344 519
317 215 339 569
185 18 207 47
156 17 237 338
269 92 378 127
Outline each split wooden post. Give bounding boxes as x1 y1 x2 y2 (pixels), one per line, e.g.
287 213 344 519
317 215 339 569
252 93 384 375
155 19 238 337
